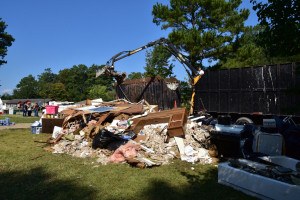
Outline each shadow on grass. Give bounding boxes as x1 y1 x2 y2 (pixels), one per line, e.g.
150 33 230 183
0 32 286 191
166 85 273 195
0 167 97 200
140 167 255 200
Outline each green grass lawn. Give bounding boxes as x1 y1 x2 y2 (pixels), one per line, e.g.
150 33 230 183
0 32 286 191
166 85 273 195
0 129 255 200
0 114 40 123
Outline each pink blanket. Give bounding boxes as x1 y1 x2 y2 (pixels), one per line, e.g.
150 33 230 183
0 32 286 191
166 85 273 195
109 142 141 163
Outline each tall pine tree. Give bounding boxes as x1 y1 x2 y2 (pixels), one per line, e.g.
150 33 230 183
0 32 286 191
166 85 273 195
152 0 249 69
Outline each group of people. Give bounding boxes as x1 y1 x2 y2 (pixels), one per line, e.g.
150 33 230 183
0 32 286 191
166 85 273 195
22 102 39 117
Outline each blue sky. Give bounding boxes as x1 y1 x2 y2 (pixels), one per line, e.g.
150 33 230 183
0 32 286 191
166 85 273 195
0 0 259 95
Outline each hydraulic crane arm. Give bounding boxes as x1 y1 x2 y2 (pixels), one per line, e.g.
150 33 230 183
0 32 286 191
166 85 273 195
96 37 204 114
106 39 164 68
97 37 201 80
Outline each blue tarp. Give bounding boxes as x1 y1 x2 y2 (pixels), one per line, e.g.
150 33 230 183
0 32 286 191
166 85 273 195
88 106 114 113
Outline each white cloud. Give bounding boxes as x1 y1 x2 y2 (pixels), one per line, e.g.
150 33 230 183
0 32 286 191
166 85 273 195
1 88 13 95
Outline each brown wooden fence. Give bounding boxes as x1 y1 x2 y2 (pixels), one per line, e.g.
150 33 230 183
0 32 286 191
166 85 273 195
116 77 180 110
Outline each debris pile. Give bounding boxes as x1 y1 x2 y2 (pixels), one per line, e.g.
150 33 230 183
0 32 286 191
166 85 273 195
48 99 215 167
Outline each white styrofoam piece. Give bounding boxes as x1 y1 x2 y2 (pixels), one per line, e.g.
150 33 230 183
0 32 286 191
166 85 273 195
190 116 205 121
52 126 62 139
218 162 300 200
174 136 185 156
74 106 97 110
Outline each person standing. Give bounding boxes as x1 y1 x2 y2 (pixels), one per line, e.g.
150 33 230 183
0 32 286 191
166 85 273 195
27 103 32 117
34 103 39 117
22 102 28 117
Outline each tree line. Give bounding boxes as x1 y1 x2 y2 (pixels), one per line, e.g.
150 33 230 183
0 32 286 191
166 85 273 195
1 65 115 102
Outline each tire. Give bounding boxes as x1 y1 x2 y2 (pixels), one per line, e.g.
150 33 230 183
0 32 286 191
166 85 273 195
236 117 253 125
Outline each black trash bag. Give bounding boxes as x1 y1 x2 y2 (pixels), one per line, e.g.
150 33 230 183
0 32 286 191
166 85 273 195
282 127 300 160
217 115 231 125
79 121 86 129
92 129 122 149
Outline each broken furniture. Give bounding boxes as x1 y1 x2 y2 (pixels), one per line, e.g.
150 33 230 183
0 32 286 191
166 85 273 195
210 124 247 158
129 108 188 138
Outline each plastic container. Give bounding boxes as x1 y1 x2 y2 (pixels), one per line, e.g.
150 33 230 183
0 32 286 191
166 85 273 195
31 126 42 134
46 105 59 114
9 108 14 115
31 121 41 134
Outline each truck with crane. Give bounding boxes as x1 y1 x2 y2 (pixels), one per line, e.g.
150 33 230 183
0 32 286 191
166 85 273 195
96 38 300 125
